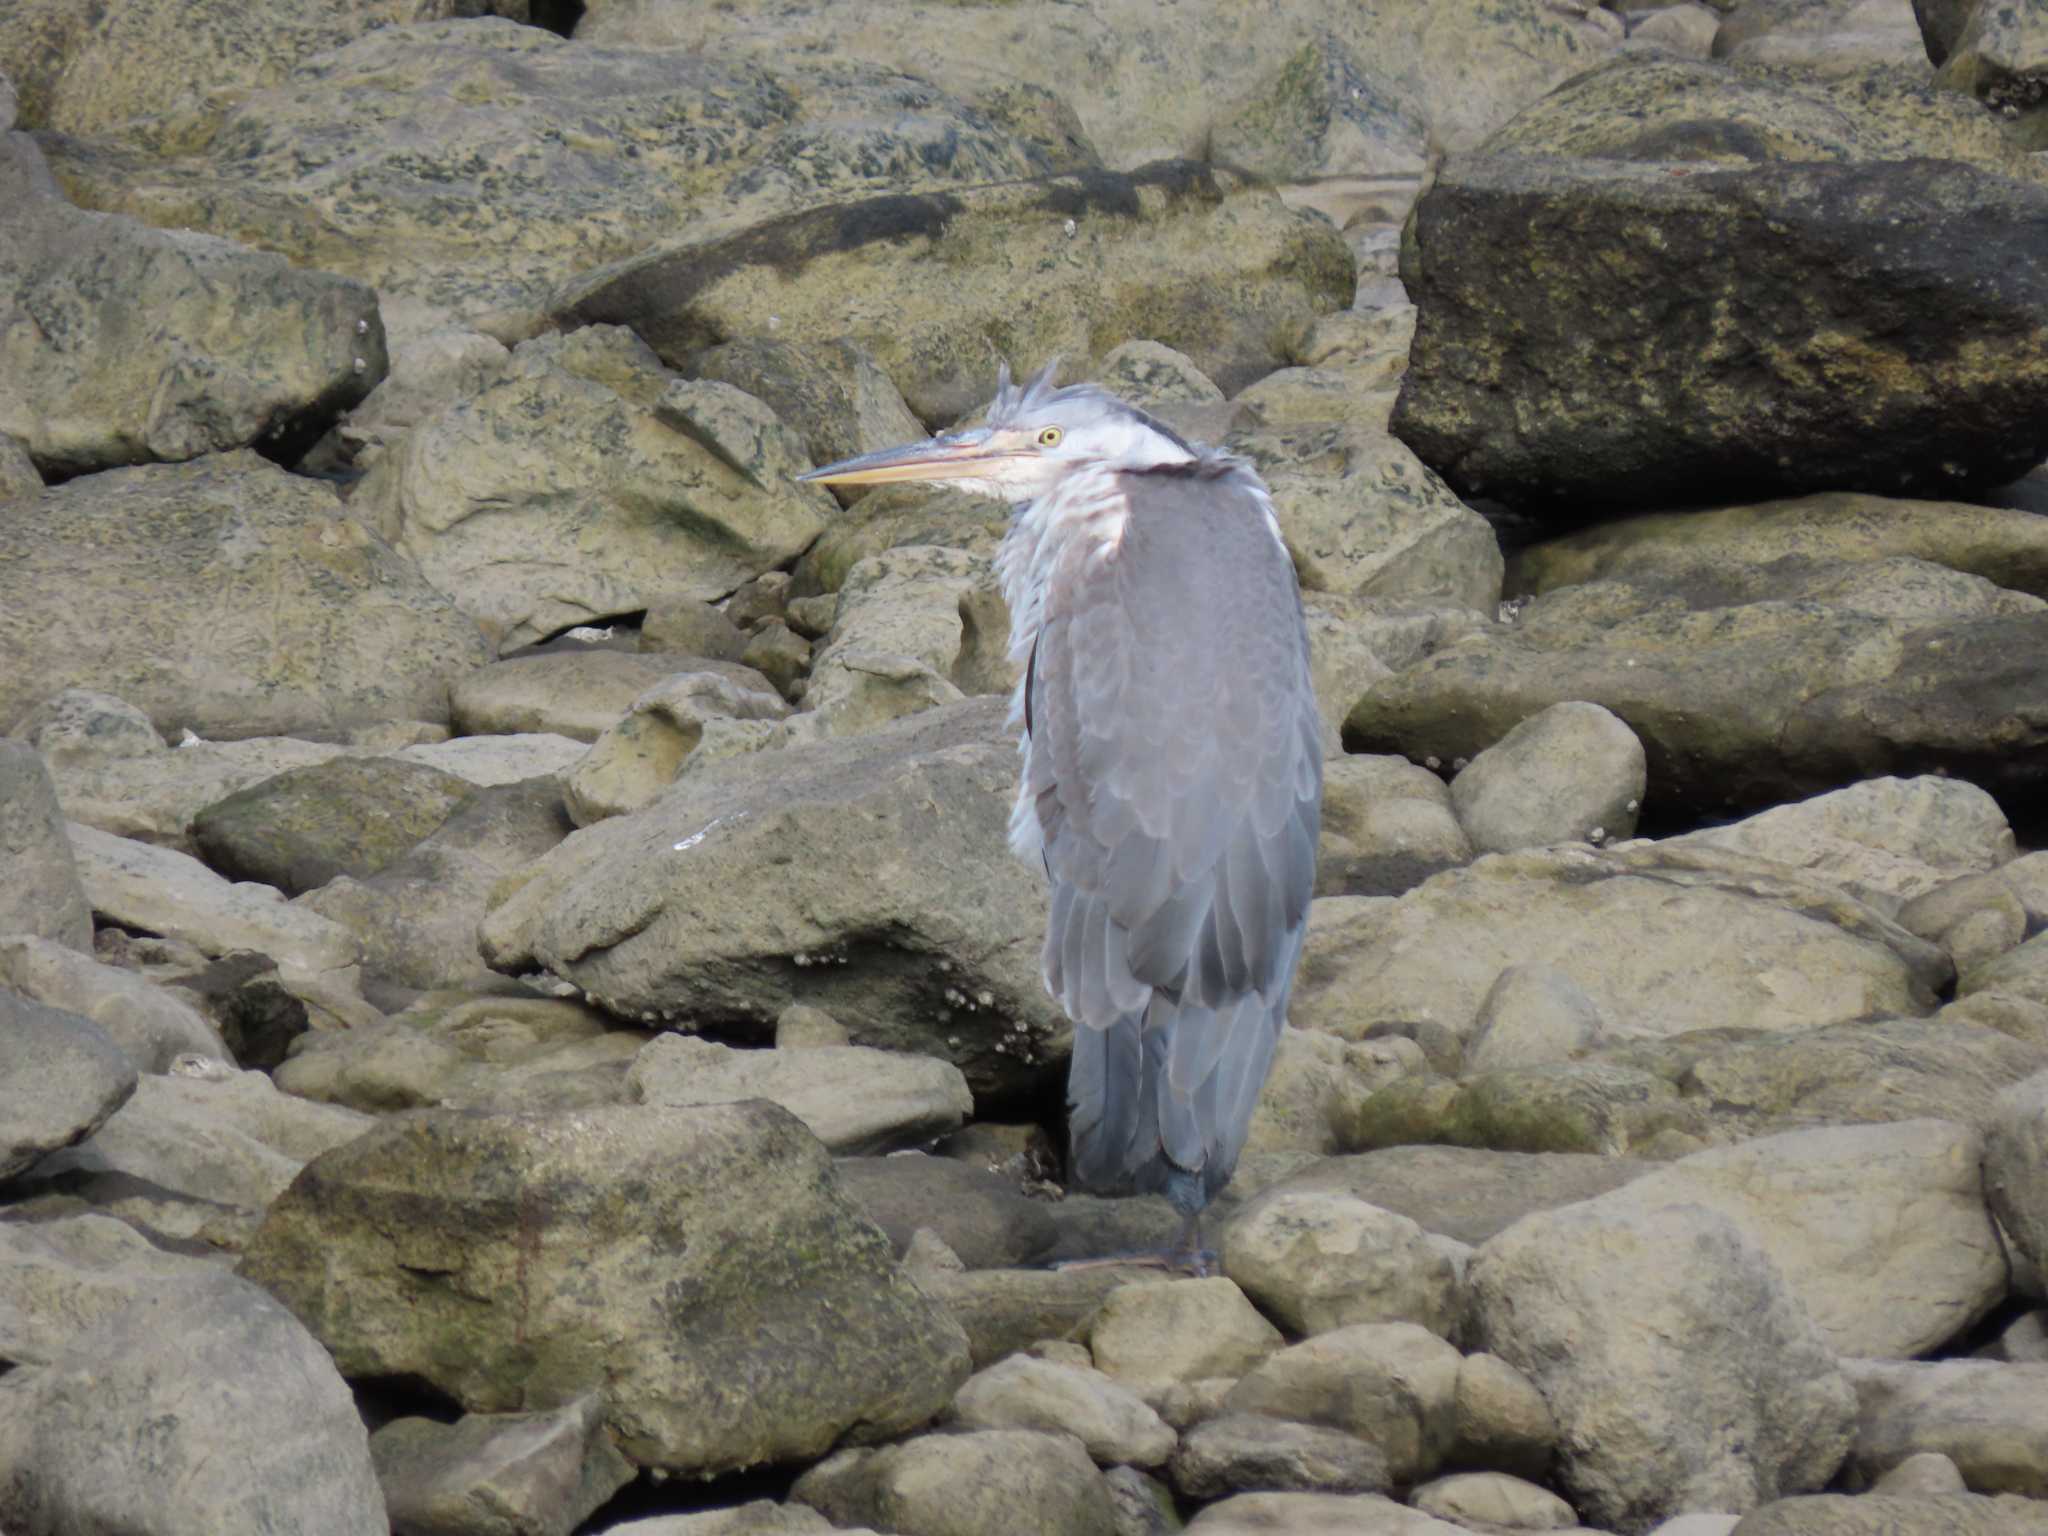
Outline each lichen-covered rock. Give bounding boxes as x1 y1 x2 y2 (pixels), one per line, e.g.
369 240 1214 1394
694 337 927 479
369 1396 633 1536
1168 1414 1390 1500
1223 1192 1461 1339
238 1103 971 1474
1088 1279 1285 1398
565 669 793 826
0 453 488 741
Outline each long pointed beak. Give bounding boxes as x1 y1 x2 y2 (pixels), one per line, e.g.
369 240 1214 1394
797 430 1014 488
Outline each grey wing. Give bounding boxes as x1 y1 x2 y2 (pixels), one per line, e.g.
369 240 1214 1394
1030 468 1322 1195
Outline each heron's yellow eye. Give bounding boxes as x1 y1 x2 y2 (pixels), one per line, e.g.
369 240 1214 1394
1037 426 1064 448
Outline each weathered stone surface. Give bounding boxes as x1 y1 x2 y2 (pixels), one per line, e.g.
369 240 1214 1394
951 1356 1174 1468
1449 702 1645 854
0 993 135 1182
370 1395 634 1536
1183 1491 1471 1534
641 597 750 663
566 668 794 827
1223 1192 1461 1339
794 485 1014 602
1222 1323 1463 1485
1410 1471 1579 1532
0 742 91 950
355 329 831 650
191 756 472 897
1469 1200 1856 1531
0 1211 224 1368
41 21 1081 337
1168 1414 1390 1500
1712 0 1931 73
1840 1358 2048 1495
1089 1279 1285 1397
630 1035 972 1155
1292 844 1942 1059
695 337 927 480
1349 567 2048 818
1464 963 1612 1073
238 1104 970 1474
603 1505 846 1536
559 164 1353 425
453 650 779 747
0 454 488 740
1898 871 2029 971
1242 1030 1416 1159
1392 155 2048 515
0 1272 387 1536
479 699 1062 1101
1936 0 2048 126
1729 1493 2048 1536
1315 754 1472 898
1452 1352 1561 1482
395 735 588 785
0 935 226 1072
1871 1451 1968 1495
794 1430 1118 1536
915 1264 1150 1371
0 170 383 476
831 1154 1059 1271
1985 1070 2048 1289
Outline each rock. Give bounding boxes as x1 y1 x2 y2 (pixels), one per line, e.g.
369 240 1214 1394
602 1505 847 1536
1650 1520 1741 1536
1291 844 1943 1061
916 1264 1152 1371
565 669 795 825
0 1272 387 1535
1898 872 2029 971
1713 0 1932 71
793 1430 1118 1536
0 935 226 1072
1102 1466 1179 1536
630 1035 972 1155
741 622 815 702
395 734 589 786
1183 1492 1470 1534
1728 1493 2048 1536
1631 4 1725 52
1392 155 2048 516
273 995 648 1115
0 742 91 949
558 163 1353 425
1315 754 1473 898
1840 1358 2048 1494
1936 0 2048 126
1872 1452 1968 1495
0 174 382 476
0 994 135 1182
1242 1030 1416 1159
1468 1200 1855 1531
1961 931 2048 1008
797 547 1016 738
68 821 361 979
1222 1323 1463 1486
369 1396 634 1536
1410 1471 1579 1532
777 1004 851 1049
1347 1058 1700 1157
1250 1144 1651 1247
2004 851 2048 934
157 951 317 1073
1168 1414 1390 1500
794 484 1014 600
1089 1279 1285 1397
830 1154 1058 1269
694 336 927 480
238 1104 970 1474
1509 491 2048 605
642 597 750 662
1347 572 2048 818
315 324 512 474
478 699 1063 1102
0 1210 225 1368
951 1356 1175 1468
1984 1070 2048 1290
453 650 779 747
1664 777 2019 916
295 777 574 996
1464 964 1612 1073
44 21 1079 337
1222 1192 1460 1339
1448 702 1646 853
355 330 831 651
577 0 1620 169
190 756 474 897
1452 1352 1561 1482
0 454 488 740
7 688 164 772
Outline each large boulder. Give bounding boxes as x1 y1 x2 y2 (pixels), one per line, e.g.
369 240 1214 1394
0 742 91 950
0 994 135 1182
37 21 1085 337
557 163 1354 424
353 329 831 650
0 453 489 741
479 698 1062 1101
237 1103 971 1474
0 145 383 476
1391 155 2048 515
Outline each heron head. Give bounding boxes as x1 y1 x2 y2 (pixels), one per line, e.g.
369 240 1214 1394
797 361 1197 504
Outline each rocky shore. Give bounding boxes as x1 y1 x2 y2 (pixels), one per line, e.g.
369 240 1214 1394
4 1 2048 1534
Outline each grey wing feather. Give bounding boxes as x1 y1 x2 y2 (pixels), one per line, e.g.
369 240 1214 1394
1035 465 1322 1207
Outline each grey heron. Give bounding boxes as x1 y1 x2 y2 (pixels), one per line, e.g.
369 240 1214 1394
800 363 1323 1268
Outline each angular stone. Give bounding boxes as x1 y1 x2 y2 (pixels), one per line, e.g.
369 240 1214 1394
479 699 1062 1101
237 1104 971 1474
1242 1030 1415 1159
1089 1279 1284 1397
191 756 474 896
370 1396 633 1536
1393 155 2048 514
1841 1358 2048 1495
0 935 226 1072
1223 1192 1459 1339
0 742 91 950
565 668 792 826
1984 1070 2048 1292
1937 0 2048 125
915 1265 1150 1371
1449 702 1645 854
630 1035 972 1155
641 597 749 663
1468 1200 1856 1531
794 1430 1117 1536
0 1210 224 1368
694 336 926 480
0 993 135 1182
1168 1414 1389 1500
1729 1493 2048 1536
951 1356 1175 1468
0 453 488 740
827 1154 1059 1271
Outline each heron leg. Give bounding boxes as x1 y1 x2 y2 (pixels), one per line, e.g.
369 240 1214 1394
1169 1209 1216 1278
